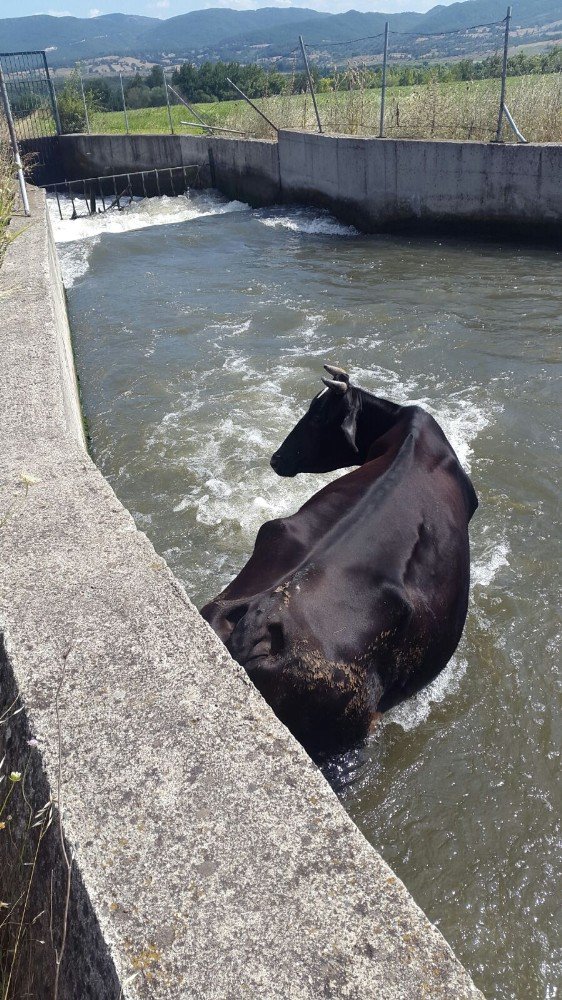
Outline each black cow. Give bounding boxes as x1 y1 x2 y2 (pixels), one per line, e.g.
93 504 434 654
201 365 478 754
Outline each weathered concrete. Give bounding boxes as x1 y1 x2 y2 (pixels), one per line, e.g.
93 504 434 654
278 130 562 240
24 132 282 205
25 130 561 240
207 135 280 205
0 186 485 998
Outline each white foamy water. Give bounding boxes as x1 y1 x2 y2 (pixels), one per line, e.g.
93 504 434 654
385 656 469 732
49 190 249 243
257 206 359 236
48 190 249 288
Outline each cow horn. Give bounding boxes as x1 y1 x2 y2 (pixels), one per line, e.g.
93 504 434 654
324 364 349 384
321 377 347 394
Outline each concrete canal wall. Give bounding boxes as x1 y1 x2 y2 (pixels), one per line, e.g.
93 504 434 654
0 188 484 997
28 130 562 239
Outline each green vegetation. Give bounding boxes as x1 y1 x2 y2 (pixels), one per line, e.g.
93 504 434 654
0 134 15 267
0 696 53 1000
80 48 561 114
57 72 92 134
90 73 561 144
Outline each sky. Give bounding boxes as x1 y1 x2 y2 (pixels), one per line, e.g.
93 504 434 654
0 0 461 20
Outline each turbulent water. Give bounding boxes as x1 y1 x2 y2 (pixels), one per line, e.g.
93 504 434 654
51 191 561 1000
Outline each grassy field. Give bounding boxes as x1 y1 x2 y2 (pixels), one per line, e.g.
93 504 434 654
89 73 561 143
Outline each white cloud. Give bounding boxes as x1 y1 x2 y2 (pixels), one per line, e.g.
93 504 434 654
45 9 73 14
88 6 101 14
156 0 170 7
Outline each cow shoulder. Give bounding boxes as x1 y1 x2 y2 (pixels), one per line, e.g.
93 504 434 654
254 516 293 549
409 407 479 520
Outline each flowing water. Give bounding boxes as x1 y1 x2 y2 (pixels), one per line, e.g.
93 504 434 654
51 191 561 1000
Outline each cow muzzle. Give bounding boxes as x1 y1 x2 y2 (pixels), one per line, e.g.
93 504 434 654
270 451 295 477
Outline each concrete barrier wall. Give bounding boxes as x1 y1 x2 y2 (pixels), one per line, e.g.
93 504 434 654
26 131 561 239
207 135 280 204
30 132 281 207
0 188 484 998
278 131 562 239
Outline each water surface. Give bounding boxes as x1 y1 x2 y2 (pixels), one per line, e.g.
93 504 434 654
52 192 561 1000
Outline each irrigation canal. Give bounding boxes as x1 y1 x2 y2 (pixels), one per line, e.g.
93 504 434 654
51 190 560 1000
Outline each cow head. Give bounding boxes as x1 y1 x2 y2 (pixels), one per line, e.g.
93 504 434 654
270 365 362 477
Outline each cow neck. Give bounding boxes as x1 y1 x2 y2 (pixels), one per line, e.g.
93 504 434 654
353 388 403 465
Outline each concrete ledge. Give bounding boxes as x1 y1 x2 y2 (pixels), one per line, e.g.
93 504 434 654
0 187 484 998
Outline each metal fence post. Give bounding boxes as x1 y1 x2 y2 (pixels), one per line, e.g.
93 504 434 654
0 61 31 216
379 22 389 139
226 77 279 133
167 83 213 131
299 35 323 134
78 67 90 134
495 6 511 141
119 73 130 134
41 50 61 135
163 67 174 135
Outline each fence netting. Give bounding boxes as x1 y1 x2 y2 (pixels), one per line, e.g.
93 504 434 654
0 50 60 141
217 17 528 141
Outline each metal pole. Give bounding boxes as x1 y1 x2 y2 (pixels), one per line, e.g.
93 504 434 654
119 73 130 134
299 35 322 133
495 6 511 142
226 78 279 133
0 61 31 217
78 68 90 134
179 120 246 135
167 83 212 130
162 67 174 135
41 50 62 135
379 22 389 139
503 103 528 143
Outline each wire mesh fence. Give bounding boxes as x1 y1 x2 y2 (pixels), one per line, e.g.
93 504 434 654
70 12 559 145
0 50 60 141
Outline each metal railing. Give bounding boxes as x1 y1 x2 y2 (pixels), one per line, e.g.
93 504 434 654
46 165 201 219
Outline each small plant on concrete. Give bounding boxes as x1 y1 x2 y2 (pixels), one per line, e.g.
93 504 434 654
0 472 41 533
0 699 53 1000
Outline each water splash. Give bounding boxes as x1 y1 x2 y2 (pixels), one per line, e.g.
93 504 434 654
48 190 249 288
256 206 359 237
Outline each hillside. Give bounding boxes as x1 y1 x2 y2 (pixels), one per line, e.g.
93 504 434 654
0 0 560 69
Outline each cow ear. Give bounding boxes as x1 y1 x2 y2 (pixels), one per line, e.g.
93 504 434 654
341 392 360 454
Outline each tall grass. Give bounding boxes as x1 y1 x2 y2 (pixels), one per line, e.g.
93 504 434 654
0 130 16 266
220 72 562 142
90 72 561 144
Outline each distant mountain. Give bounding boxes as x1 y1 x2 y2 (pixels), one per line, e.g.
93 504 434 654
0 13 155 63
0 0 560 70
